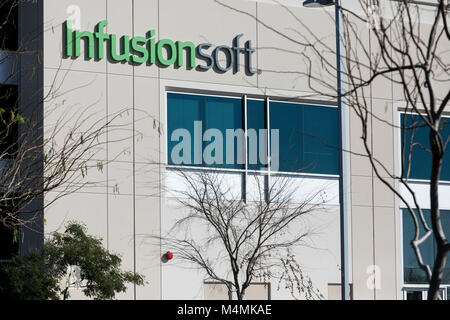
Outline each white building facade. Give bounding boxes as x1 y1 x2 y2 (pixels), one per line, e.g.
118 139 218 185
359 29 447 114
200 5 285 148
1 0 449 300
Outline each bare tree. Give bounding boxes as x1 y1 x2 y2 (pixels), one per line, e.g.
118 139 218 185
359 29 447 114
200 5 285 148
303 0 449 300
211 0 449 299
278 250 325 300
161 169 327 300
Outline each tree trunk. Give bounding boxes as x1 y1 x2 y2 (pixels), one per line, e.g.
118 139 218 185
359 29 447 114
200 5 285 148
62 286 69 300
428 249 448 300
427 125 447 300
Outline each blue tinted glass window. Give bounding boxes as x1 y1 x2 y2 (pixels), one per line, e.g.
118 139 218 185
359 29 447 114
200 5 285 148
401 114 450 181
441 211 450 284
403 209 450 284
167 92 203 166
441 118 450 181
168 93 339 174
270 101 303 173
303 105 339 174
402 209 434 284
204 96 243 169
247 99 266 171
167 93 243 169
270 101 338 174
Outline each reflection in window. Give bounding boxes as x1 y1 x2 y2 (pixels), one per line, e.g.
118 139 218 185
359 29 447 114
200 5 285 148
270 102 338 174
167 92 339 175
246 99 266 171
401 113 450 181
204 96 243 169
303 104 339 174
402 209 450 284
406 290 423 300
270 101 303 173
167 93 243 169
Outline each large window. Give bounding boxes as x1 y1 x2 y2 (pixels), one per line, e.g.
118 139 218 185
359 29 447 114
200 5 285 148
270 101 339 174
167 92 339 175
167 93 244 169
402 209 450 285
401 113 450 181
246 99 266 171
0 85 19 158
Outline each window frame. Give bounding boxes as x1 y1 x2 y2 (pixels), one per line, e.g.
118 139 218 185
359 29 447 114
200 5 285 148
402 285 448 300
398 111 450 183
165 90 340 179
395 108 450 297
400 207 450 296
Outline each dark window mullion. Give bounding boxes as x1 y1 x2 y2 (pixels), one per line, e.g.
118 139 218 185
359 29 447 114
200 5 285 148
242 95 247 170
301 105 305 172
243 95 247 202
202 96 206 167
264 97 269 170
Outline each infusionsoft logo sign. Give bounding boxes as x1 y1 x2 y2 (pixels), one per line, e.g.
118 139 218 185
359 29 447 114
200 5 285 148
64 20 259 74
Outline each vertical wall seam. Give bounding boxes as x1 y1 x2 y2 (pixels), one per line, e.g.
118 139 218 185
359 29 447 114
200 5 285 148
106 0 109 251
390 25 398 299
132 0 137 300
158 0 162 300
256 2 259 89
243 95 248 202
369 29 376 300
